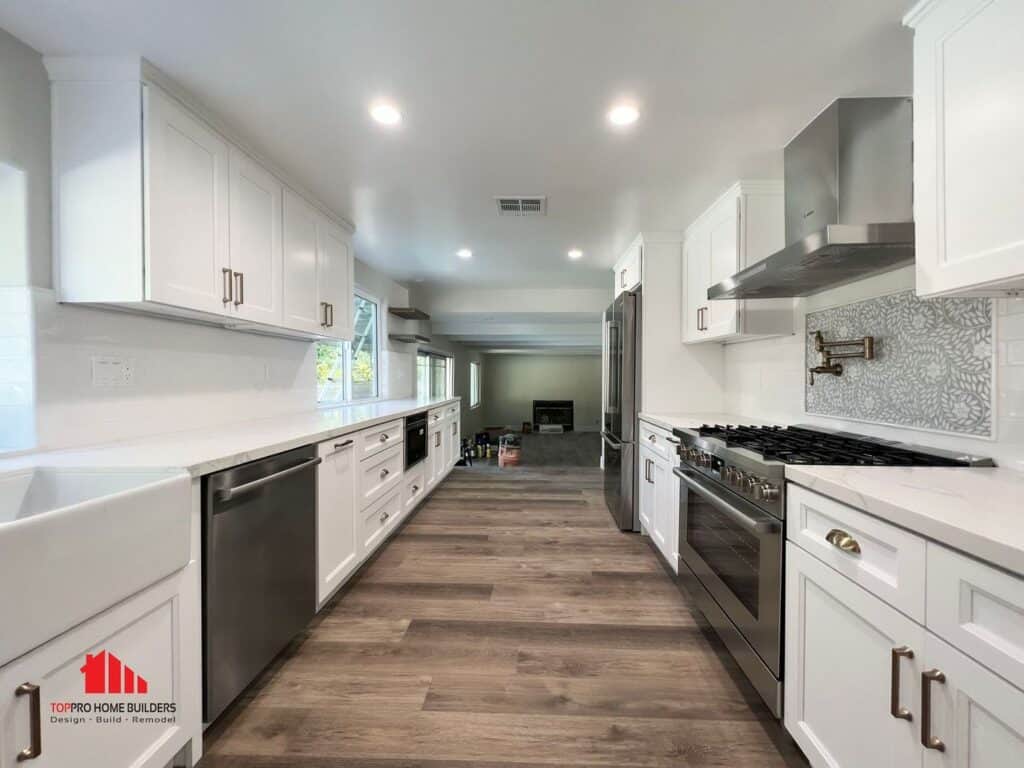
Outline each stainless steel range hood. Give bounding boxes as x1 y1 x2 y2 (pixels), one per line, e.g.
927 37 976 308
709 98 914 300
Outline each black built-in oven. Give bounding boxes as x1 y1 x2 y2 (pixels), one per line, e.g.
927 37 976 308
405 411 428 469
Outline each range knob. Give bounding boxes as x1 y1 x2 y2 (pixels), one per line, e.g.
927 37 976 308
753 482 780 502
723 466 737 484
686 447 700 462
699 452 713 467
743 475 760 492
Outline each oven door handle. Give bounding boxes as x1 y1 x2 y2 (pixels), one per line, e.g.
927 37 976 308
673 467 780 534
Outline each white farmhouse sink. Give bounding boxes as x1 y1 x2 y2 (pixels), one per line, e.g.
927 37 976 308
0 467 191 666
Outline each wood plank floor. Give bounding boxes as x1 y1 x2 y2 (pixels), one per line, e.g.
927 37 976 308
200 465 808 768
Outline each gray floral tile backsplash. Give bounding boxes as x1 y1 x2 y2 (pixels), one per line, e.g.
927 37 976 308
805 290 993 437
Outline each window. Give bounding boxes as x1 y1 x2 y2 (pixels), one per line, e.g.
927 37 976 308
469 361 481 409
350 294 379 400
417 351 452 400
317 292 380 404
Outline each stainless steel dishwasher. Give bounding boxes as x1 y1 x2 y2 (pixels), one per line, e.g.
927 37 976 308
202 444 320 723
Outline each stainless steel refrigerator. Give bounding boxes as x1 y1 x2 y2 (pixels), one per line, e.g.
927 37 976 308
602 289 640 531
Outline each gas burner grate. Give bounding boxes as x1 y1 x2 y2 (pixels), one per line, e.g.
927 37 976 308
695 424 972 467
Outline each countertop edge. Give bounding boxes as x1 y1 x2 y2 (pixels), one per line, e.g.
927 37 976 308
4 397 462 479
785 466 1024 578
184 397 461 477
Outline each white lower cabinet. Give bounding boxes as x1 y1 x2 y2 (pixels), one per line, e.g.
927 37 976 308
786 535 1024 768
316 437 358 608
922 633 1024 767
402 468 426 519
426 423 443 491
360 489 401 556
786 543 924 768
638 424 678 572
0 567 198 768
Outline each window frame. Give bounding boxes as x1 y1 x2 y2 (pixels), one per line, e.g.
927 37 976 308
469 361 481 409
348 289 381 403
417 350 454 400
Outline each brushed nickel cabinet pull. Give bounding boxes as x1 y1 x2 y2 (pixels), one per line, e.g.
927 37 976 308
320 301 329 327
620 269 626 288
327 302 334 328
15 682 41 761
379 433 390 443
334 439 354 450
921 669 946 751
380 468 390 479
890 646 914 721
412 485 420 493
233 271 244 306
222 267 233 305
825 528 862 555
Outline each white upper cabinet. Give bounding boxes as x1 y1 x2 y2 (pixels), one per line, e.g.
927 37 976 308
228 147 284 325
906 0 1024 297
613 238 643 296
681 181 792 344
317 216 355 341
283 189 325 333
282 190 355 340
45 57 354 340
145 87 231 315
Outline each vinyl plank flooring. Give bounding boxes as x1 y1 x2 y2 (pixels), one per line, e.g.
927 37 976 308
201 465 806 768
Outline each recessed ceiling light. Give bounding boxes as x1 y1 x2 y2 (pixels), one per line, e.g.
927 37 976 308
568 249 583 260
456 248 473 259
607 103 639 127
369 101 402 126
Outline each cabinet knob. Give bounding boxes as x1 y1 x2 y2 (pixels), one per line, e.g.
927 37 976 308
379 433 390 442
380 468 390 479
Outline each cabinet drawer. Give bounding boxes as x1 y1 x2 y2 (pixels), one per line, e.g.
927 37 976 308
360 488 401 555
787 484 926 623
927 543 1024 692
358 443 404 509
638 421 676 462
428 407 446 426
445 403 459 418
403 469 426 515
356 419 404 460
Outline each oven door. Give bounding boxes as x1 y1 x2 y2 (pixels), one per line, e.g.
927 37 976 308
674 466 782 675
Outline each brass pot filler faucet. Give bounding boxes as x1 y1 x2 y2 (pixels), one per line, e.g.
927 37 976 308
808 330 875 385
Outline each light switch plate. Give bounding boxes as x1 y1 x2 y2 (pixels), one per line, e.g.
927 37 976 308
91 355 135 387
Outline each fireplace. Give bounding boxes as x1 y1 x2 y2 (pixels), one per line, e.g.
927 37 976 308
533 400 574 432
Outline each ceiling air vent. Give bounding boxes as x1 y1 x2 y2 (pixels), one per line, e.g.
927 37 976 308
496 196 547 216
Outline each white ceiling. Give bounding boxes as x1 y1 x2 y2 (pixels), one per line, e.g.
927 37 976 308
0 0 913 295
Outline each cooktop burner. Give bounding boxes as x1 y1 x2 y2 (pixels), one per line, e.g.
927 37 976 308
695 424 979 467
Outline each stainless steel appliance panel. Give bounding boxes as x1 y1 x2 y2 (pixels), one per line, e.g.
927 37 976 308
675 466 782 676
405 411 428 469
203 445 319 722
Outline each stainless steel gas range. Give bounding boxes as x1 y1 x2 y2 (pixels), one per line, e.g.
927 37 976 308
670 423 992 718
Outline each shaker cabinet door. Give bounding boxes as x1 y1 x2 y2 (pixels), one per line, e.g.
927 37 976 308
316 438 359 608
909 0 1024 297
228 148 283 325
921 633 1024 768
785 543 924 768
282 189 323 333
144 86 230 315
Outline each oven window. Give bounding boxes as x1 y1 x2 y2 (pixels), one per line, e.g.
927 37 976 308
685 490 760 617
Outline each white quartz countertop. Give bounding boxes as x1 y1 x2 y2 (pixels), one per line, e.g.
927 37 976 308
0 397 460 478
638 412 779 433
787 465 1024 577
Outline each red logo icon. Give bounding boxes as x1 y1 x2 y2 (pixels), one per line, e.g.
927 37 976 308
80 651 148 695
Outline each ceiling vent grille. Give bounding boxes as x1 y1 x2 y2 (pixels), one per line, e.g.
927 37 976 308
496 196 547 216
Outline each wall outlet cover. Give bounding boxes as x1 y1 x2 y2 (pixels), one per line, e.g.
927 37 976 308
91 355 135 387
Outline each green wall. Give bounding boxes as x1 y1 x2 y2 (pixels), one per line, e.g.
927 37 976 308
481 354 602 432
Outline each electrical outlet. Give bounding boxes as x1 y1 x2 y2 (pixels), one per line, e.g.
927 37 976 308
91 355 135 387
